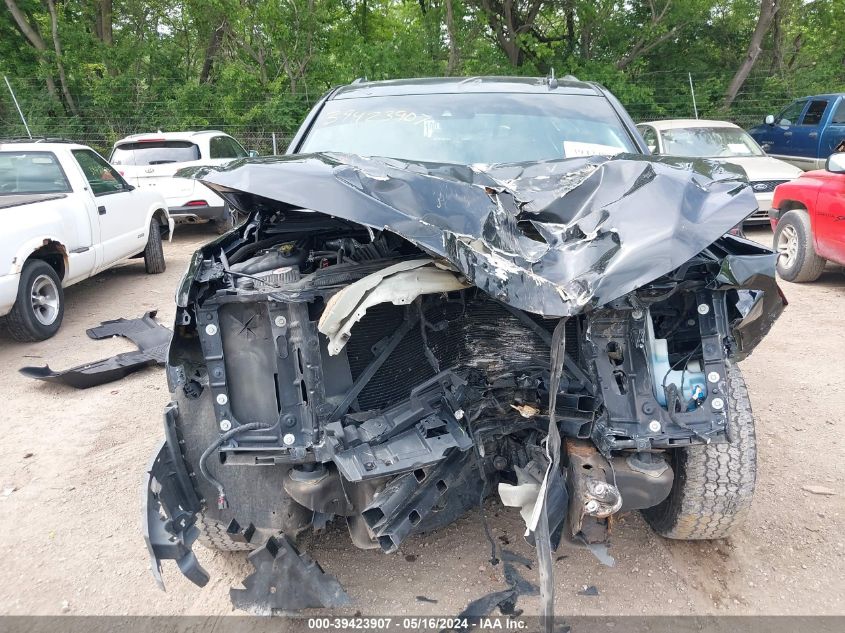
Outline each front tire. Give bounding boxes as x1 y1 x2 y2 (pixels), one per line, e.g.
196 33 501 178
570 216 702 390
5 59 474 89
143 219 166 274
642 363 756 540
196 514 256 552
3 259 64 342
774 210 826 282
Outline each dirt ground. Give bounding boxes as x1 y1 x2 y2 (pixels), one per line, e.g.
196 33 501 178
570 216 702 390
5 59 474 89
0 225 842 618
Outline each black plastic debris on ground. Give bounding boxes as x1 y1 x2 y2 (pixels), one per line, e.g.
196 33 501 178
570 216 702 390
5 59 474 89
500 549 533 570
450 560 538 630
230 535 351 612
578 585 599 596
19 310 171 389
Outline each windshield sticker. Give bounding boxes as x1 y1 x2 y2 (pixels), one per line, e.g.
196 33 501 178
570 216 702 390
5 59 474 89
563 141 624 157
320 109 433 127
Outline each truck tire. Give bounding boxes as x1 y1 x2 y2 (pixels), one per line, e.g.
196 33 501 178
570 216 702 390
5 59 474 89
3 259 64 342
642 363 756 540
773 210 826 282
143 219 166 274
196 514 256 552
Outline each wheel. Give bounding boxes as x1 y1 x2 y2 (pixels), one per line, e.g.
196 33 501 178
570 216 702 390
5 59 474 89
143 219 166 274
642 363 756 540
196 514 256 551
773 210 826 282
3 259 64 342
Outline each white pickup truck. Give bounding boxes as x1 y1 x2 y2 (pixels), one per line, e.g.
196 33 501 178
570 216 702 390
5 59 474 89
0 141 173 342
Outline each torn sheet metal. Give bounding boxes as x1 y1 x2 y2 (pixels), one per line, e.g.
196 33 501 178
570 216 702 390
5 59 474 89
318 258 469 355
711 250 786 360
19 311 171 389
185 151 759 318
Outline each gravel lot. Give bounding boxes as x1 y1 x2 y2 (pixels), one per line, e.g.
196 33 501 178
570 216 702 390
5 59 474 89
0 226 843 617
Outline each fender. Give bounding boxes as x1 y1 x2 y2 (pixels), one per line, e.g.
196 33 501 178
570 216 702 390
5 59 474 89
771 176 825 250
8 236 69 279
141 197 175 242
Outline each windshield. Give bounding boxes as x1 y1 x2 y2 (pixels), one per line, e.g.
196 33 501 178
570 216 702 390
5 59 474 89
659 127 764 158
0 151 71 195
300 93 637 164
111 140 200 166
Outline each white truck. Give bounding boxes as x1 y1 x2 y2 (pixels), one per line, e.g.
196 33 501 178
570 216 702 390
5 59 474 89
0 140 174 342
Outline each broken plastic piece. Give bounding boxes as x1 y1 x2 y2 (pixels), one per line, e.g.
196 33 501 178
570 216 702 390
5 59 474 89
318 258 468 355
230 535 351 612
19 311 171 389
143 408 207 590
498 466 542 527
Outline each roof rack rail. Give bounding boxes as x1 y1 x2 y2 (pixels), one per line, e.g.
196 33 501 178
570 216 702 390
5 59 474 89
351 77 368 84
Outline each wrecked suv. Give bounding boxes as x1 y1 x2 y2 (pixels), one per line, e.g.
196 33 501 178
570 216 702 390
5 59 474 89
144 77 784 610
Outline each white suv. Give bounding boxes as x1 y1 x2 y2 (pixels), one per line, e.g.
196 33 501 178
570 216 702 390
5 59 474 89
110 131 254 232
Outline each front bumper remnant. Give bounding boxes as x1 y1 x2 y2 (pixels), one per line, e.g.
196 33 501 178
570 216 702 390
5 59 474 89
20 311 171 389
143 403 207 589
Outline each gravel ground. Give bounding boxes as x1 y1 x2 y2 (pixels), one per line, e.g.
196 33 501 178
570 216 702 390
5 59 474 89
0 225 842 617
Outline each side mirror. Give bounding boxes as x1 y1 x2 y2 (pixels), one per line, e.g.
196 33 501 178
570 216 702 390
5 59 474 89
248 150 259 158
765 114 775 126
825 153 845 174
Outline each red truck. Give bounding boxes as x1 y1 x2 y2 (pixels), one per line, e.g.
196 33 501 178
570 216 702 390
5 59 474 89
771 153 845 282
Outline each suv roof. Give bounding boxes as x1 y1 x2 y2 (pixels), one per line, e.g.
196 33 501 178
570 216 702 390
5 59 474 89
114 130 230 144
330 76 603 100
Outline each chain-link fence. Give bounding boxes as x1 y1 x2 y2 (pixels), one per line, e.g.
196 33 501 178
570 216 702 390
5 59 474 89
0 70 817 156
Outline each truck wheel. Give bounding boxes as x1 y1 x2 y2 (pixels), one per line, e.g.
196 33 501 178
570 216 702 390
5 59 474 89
642 363 756 540
196 514 256 551
3 259 64 342
143 219 166 274
773 210 826 282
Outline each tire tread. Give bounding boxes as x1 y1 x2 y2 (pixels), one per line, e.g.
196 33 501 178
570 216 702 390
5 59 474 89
642 363 756 540
774 210 825 283
196 515 256 552
143 219 166 274
2 260 64 342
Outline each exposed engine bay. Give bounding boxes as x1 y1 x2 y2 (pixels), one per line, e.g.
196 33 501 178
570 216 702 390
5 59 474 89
144 152 785 613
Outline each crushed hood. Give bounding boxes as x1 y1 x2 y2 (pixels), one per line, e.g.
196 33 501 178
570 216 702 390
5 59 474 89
187 152 760 317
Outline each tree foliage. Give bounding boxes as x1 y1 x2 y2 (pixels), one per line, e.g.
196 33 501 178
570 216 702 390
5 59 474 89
1 0 843 152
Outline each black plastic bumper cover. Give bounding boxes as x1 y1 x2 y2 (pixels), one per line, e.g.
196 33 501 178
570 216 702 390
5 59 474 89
20 311 171 389
143 403 208 589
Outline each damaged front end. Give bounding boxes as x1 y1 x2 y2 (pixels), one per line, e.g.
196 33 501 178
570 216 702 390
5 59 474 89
144 152 784 610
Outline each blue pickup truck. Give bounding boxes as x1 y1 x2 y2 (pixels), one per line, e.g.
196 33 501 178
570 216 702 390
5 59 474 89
748 94 845 171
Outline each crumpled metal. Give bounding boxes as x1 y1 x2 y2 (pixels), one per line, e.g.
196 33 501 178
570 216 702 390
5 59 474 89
183 151 759 317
